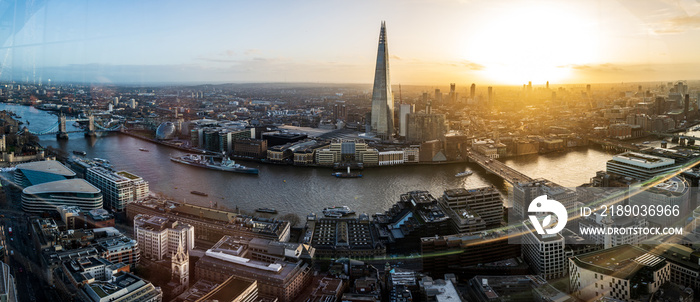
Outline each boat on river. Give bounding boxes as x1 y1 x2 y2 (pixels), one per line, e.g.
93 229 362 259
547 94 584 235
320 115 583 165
455 170 473 177
170 154 259 175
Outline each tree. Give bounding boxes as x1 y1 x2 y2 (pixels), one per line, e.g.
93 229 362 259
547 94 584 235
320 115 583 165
279 213 301 227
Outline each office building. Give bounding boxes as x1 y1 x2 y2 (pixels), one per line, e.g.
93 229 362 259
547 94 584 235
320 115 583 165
134 214 195 261
373 191 452 252
470 83 476 99
629 176 690 227
126 198 291 242
606 152 677 181
83 272 162 302
398 103 414 137
22 179 103 213
419 276 461 301
420 230 521 279
569 245 670 302
522 220 567 280
640 242 700 294
512 178 575 219
468 275 574 302
405 113 446 143
441 187 503 228
305 214 385 259
0 262 17 302
233 138 268 159
86 167 149 211
195 237 312 302
14 160 76 188
370 21 395 139
182 276 259 302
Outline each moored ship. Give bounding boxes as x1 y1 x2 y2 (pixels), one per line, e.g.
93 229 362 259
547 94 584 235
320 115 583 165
332 166 363 178
170 154 259 175
256 208 278 214
323 206 355 218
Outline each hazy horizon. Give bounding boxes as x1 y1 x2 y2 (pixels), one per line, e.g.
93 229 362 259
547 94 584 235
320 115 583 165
2 0 700 86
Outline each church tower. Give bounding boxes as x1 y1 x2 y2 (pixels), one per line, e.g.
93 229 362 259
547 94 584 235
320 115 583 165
171 242 189 291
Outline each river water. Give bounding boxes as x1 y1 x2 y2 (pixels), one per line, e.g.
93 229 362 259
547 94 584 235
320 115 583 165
2 103 616 218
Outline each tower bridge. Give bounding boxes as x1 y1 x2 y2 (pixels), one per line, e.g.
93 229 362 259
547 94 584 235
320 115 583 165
17 114 123 139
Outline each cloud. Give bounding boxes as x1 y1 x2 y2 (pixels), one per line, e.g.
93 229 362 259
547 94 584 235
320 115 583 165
558 63 624 72
390 55 402 60
460 61 485 70
653 15 700 34
244 49 261 55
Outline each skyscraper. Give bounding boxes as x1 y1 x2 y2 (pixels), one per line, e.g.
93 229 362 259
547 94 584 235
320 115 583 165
470 83 475 99
370 21 394 139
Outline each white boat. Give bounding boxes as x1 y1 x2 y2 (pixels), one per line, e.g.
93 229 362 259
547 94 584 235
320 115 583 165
456 170 473 177
455 170 474 177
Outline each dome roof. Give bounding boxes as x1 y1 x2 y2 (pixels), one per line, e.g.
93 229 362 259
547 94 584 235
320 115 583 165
155 122 176 140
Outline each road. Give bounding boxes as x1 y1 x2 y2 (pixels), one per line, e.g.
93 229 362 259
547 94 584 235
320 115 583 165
1 181 64 302
466 149 534 184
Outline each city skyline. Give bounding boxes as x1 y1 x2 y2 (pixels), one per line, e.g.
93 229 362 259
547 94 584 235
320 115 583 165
0 0 700 85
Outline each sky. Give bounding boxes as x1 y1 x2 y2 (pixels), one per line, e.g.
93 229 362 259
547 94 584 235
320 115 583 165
1 0 700 85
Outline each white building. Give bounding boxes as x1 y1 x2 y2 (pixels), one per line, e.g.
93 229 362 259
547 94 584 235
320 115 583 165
606 152 677 180
378 150 404 166
86 167 149 211
398 103 414 137
569 245 671 302
522 219 567 280
134 214 194 261
629 176 690 227
579 212 648 247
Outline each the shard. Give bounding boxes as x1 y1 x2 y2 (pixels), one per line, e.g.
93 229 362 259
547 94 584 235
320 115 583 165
370 21 394 139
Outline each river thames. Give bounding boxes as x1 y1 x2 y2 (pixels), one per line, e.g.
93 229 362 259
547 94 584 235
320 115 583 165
3 103 621 219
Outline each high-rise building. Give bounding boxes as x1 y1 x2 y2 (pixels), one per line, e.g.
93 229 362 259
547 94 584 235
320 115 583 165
86 167 149 211
405 113 446 143
521 220 566 280
449 83 456 103
370 21 394 139
441 187 503 228
470 83 476 99
134 214 195 261
399 103 415 137
435 89 441 104
487 86 493 104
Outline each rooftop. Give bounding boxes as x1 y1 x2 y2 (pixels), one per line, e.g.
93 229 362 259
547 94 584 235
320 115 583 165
23 178 101 195
571 244 665 279
611 152 675 168
16 160 76 177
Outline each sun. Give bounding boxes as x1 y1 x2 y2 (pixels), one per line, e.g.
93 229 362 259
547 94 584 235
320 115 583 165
464 4 599 85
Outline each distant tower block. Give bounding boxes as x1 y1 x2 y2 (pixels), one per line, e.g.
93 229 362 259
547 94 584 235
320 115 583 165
470 83 476 99
370 21 395 140
85 114 96 137
57 115 69 140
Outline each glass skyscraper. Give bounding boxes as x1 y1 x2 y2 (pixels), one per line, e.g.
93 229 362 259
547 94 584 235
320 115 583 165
370 21 394 139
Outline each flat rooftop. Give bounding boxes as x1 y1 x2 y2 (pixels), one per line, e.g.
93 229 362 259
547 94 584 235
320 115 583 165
611 152 675 167
571 244 664 279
